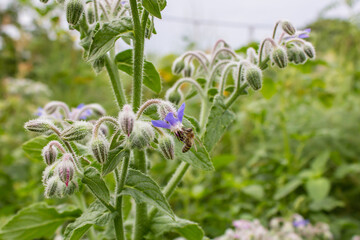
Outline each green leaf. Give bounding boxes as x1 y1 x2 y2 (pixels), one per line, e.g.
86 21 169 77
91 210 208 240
102 147 129 176
121 169 174 218
203 96 235 151
82 167 110 203
311 151 330 172
142 0 162 19
22 134 59 162
174 139 214 171
207 88 219 96
274 179 302 200
306 178 331 201
0 203 80 240
115 49 162 93
64 201 114 240
183 115 200 133
309 197 344 211
149 214 204 240
242 184 264 200
88 17 133 62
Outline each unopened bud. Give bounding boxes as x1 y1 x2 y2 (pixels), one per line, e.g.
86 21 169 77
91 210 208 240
271 47 288 68
245 66 262 91
289 45 307 64
24 119 53 133
281 20 296 35
129 121 155 149
92 56 105 73
61 121 92 141
56 154 75 187
42 165 56 185
40 0 49 3
44 101 67 114
42 144 58 165
66 0 84 26
247 48 258 65
91 137 109 164
172 58 185 75
157 101 176 120
183 62 194 77
303 42 315 59
44 176 60 198
118 104 135 136
165 89 182 105
158 134 175 160
63 180 78 196
86 6 95 24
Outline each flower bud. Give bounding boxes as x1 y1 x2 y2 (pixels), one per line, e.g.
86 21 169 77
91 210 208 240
271 47 288 68
157 101 176 120
63 180 78 196
165 89 182 105
40 0 49 3
172 58 185 75
66 0 84 26
246 48 258 65
61 121 92 141
289 46 307 64
92 55 105 73
56 154 75 187
91 137 109 164
44 101 68 115
183 62 194 77
303 42 315 59
118 104 135 136
86 6 95 24
281 20 296 35
44 176 60 198
245 66 262 91
24 119 53 133
129 121 155 149
42 165 56 185
42 144 58 165
158 134 175 160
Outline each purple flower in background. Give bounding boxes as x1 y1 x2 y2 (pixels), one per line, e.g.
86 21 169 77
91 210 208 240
284 28 311 41
70 103 92 120
35 107 45 117
293 219 310 228
233 220 252 230
152 103 185 131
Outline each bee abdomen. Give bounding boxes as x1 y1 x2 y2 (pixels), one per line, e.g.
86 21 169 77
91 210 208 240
182 144 191 153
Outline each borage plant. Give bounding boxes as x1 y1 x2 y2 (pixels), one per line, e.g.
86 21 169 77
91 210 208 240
0 0 316 239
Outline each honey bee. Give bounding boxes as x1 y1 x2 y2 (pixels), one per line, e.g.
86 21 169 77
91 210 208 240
174 127 197 153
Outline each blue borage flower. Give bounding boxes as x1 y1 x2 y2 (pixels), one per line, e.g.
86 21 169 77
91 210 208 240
284 28 311 40
151 103 185 133
35 104 92 120
293 219 310 228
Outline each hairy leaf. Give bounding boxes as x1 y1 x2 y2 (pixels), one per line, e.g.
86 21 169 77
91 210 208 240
203 96 235 151
102 147 129 176
0 203 80 240
115 49 161 93
121 169 174 218
82 167 110 203
142 0 162 19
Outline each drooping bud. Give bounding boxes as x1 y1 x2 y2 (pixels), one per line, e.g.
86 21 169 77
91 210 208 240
63 180 78 196
92 55 105 73
246 48 258 65
91 137 109 164
66 0 84 26
157 101 176 120
129 121 155 149
86 6 95 24
289 45 307 64
44 101 68 114
61 121 92 141
303 42 316 59
40 0 49 3
271 47 288 68
245 66 262 91
42 165 56 185
158 134 175 160
165 89 182 105
172 58 185 75
118 104 135 136
183 62 194 77
56 153 75 187
42 144 58 165
281 20 296 36
24 119 54 133
44 176 60 198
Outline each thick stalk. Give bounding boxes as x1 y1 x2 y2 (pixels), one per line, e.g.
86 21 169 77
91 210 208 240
225 83 249 109
104 55 127 109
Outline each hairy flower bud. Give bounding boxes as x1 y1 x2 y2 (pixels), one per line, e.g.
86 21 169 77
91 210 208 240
42 165 56 185
271 47 288 68
289 45 307 64
92 56 105 73
44 176 60 198
91 137 109 164
42 144 58 165
158 134 175 160
172 58 185 75
63 180 78 196
157 101 176 120
245 66 262 91
66 0 84 26
56 154 75 187
183 62 194 77
166 89 182 105
61 121 92 141
246 48 258 65
118 104 135 136
86 6 95 24
129 121 155 149
24 119 53 133
303 42 316 59
281 20 296 35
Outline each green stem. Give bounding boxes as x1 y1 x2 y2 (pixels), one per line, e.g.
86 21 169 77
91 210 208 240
133 150 148 240
225 83 249 109
114 153 131 240
104 55 127 109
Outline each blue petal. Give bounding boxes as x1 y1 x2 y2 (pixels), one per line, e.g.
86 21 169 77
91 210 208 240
77 103 85 109
165 112 179 126
304 28 311 33
177 103 185 123
152 120 171 129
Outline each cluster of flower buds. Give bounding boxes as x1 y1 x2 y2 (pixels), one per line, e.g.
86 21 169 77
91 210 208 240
61 121 93 141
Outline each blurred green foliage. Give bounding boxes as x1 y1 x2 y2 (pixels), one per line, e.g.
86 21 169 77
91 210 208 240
1 1 360 239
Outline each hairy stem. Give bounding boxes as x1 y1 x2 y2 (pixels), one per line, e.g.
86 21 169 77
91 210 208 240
225 83 249 109
105 55 127 109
